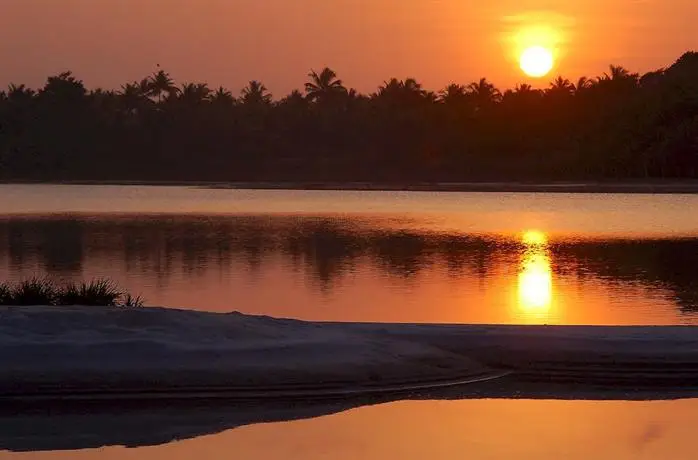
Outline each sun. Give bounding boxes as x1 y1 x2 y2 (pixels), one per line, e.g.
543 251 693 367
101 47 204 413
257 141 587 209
519 46 554 78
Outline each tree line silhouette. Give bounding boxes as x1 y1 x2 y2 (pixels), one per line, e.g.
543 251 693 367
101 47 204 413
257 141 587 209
1 52 697 182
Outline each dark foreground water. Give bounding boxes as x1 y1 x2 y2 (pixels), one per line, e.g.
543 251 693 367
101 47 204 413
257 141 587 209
1 184 698 459
2 399 697 460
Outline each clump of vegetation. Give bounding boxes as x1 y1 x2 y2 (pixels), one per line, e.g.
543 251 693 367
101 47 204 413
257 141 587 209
58 279 123 306
0 282 11 304
10 278 59 305
0 278 145 307
122 294 145 308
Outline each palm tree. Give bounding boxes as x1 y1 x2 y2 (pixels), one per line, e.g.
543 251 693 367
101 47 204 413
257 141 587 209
547 77 575 97
596 65 640 95
119 82 151 115
88 89 120 124
403 78 424 93
149 70 178 102
211 86 235 105
504 83 541 99
277 90 310 120
438 84 468 103
515 83 534 93
178 83 211 105
373 78 430 112
501 84 542 108
599 65 640 87
279 89 307 107
602 65 632 81
90 88 118 107
376 78 426 98
305 67 346 103
347 88 367 101
575 77 591 93
467 78 502 109
240 80 272 106
136 78 152 98
376 78 401 96
438 84 473 119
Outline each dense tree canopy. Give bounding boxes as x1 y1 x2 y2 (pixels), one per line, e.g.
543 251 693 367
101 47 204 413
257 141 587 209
1 53 697 182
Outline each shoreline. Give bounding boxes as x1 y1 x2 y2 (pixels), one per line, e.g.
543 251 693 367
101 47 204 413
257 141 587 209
4 305 698 451
3 306 698 400
3 378 696 453
5 180 698 194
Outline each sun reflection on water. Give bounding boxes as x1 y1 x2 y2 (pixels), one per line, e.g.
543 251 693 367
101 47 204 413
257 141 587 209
517 230 553 318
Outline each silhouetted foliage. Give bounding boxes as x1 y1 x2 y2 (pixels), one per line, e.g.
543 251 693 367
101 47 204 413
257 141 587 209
1 54 698 182
0 277 143 307
58 279 124 306
9 278 58 305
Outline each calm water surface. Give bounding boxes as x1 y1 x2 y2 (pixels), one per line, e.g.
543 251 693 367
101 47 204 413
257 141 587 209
2 184 698 459
4 399 698 460
1 184 698 325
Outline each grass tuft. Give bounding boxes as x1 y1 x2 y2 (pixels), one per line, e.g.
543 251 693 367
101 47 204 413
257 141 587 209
0 282 11 305
0 278 144 307
58 279 123 306
122 294 145 308
10 277 58 306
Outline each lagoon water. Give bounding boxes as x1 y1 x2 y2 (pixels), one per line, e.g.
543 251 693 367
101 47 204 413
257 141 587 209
5 399 698 460
1 184 698 458
1 184 698 325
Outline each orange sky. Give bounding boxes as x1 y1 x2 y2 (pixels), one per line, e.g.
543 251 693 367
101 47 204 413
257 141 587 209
1 0 697 96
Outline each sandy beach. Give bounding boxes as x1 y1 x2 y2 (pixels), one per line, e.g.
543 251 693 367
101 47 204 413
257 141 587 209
4 305 698 451
3 306 698 399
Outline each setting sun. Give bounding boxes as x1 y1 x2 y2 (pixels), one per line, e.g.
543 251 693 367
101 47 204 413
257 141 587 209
520 46 554 78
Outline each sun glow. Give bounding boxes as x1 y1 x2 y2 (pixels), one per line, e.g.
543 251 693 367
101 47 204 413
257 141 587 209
519 46 554 78
517 230 553 316
503 13 569 80
522 230 548 246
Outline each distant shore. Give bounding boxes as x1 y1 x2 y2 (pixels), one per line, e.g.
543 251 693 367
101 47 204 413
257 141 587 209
5 180 698 194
